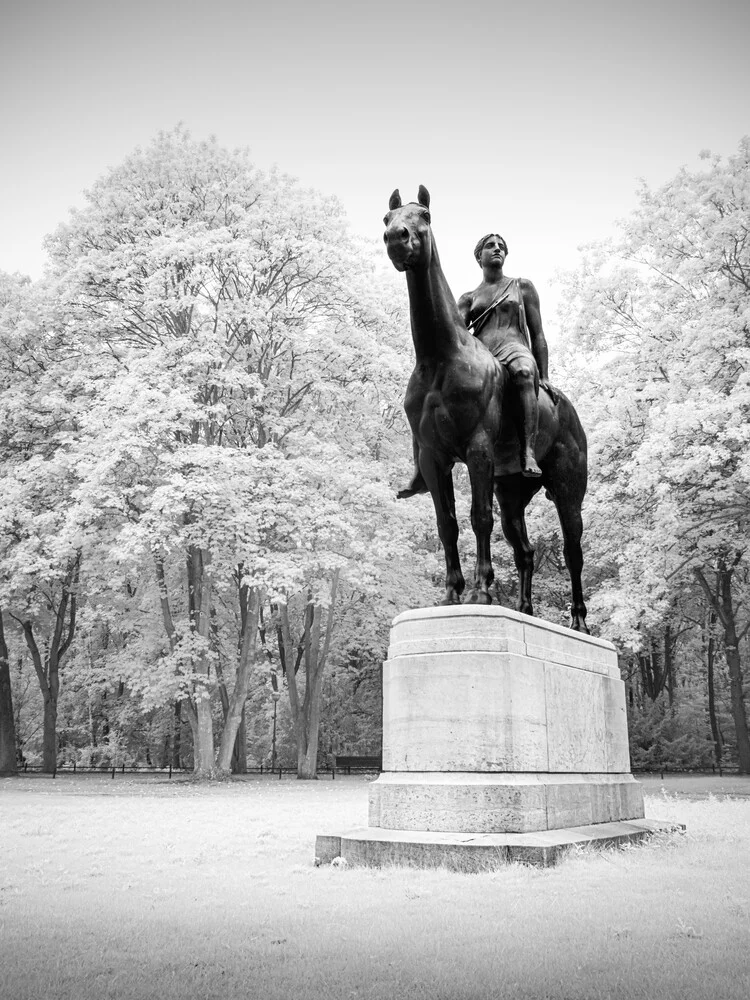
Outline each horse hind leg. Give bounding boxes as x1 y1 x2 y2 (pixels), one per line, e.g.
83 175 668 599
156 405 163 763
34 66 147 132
543 400 589 632
496 483 536 617
555 499 589 634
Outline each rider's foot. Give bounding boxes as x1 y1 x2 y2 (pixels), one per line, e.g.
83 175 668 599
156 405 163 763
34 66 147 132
522 455 542 478
397 472 429 499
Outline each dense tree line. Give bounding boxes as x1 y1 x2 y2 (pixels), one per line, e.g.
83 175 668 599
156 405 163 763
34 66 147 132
1 132 748 776
556 138 750 772
0 128 433 779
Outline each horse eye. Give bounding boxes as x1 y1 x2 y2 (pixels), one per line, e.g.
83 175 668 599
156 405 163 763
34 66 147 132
423 212 431 224
383 232 388 242
383 215 389 225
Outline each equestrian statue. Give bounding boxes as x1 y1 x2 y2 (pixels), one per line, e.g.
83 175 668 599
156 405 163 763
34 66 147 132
383 186 589 632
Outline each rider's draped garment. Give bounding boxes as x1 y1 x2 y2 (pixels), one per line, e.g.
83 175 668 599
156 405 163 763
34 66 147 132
470 277 537 371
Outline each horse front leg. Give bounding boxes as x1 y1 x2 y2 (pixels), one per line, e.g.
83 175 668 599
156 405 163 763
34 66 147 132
421 453 464 605
464 434 495 604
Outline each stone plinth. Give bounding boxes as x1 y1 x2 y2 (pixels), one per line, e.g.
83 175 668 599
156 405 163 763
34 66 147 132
373 605 643 833
383 606 630 773
315 606 671 869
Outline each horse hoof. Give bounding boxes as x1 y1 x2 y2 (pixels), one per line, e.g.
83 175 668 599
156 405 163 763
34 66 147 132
396 484 428 499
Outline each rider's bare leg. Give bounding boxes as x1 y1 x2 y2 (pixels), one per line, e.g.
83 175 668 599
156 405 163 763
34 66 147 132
510 363 542 478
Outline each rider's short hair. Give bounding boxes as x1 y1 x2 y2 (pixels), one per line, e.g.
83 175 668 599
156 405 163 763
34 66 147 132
474 234 509 263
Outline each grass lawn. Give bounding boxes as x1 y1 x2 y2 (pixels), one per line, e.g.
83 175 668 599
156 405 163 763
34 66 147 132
1 773 748 1000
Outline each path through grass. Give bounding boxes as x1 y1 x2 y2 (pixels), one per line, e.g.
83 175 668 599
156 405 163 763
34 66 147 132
1 774 748 1000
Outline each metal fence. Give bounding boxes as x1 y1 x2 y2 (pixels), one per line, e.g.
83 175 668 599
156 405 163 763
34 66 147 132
15 761 380 780
632 766 740 779
16 763 738 781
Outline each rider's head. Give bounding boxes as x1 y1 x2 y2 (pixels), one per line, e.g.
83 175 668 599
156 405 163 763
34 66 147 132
474 234 508 265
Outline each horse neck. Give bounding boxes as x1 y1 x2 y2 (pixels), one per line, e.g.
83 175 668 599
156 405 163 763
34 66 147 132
406 239 466 361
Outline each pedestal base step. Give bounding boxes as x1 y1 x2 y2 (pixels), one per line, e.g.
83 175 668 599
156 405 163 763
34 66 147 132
369 772 645 833
315 818 684 871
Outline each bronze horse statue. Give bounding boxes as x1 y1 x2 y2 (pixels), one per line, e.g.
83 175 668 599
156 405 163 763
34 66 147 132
384 186 589 632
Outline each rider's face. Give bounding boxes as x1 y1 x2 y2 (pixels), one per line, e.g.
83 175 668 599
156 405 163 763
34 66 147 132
480 236 507 268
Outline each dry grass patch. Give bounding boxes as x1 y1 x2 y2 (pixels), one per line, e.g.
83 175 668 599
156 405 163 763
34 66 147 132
1 775 748 1000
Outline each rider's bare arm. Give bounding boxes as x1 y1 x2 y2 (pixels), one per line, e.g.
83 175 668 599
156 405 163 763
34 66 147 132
519 278 550 383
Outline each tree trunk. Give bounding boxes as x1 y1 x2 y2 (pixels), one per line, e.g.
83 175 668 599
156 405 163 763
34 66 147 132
216 585 261 774
42 695 58 772
25 627 59 775
216 676 249 774
172 700 182 769
277 572 340 781
705 609 724 769
17 555 80 774
664 624 675 708
723 643 750 772
696 562 750 774
154 555 183 771
296 727 320 779
186 545 216 777
296 654 326 779
639 639 668 702
0 609 18 776
720 574 750 773
191 696 215 776
232 707 247 774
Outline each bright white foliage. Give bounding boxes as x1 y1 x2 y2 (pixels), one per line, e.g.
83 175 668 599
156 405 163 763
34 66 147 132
557 137 750 645
1 128 424 743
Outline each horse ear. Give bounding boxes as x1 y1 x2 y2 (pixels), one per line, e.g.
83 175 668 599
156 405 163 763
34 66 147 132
389 189 402 210
417 185 430 208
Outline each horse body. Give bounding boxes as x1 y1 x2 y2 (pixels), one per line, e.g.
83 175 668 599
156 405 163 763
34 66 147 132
403 334 505 464
384 186 588 630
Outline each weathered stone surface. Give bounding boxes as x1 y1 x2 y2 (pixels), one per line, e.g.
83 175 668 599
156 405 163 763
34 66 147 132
314 607 667 869
382 607 631 776
544 665 608 771
389 606 619 675
369 772 644 833
316 819 684 871
314 834 342 866
383 651 549 772
604 681 633 772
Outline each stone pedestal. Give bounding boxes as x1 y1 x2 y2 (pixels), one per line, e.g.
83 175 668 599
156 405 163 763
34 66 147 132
372 605 643 833
317 607 675 869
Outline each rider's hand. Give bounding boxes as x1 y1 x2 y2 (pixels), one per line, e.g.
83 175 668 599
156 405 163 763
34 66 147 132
540 378 559 405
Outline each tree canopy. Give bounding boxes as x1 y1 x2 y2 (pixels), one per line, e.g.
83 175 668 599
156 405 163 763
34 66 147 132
2 131 748 775
0 128 428 777
557 137 750 769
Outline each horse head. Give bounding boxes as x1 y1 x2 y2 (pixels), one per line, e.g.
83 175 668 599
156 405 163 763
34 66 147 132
383 185 433 272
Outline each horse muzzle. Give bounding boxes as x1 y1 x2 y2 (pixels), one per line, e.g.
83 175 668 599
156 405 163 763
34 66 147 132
384 228 416 271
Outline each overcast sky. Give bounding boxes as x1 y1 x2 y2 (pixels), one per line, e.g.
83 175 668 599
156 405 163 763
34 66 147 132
2 0 748 334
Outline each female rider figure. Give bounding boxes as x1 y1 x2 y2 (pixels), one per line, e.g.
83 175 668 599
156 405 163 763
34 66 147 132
398 233 556 496
458 233 557 479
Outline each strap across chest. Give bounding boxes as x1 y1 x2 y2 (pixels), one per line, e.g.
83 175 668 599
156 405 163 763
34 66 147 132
470 278 530 347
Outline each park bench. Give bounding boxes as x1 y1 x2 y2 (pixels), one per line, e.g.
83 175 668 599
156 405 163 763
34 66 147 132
334 755 382 775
